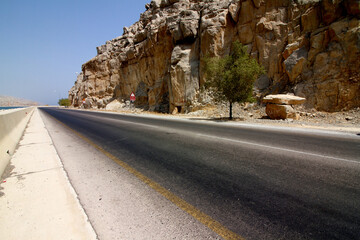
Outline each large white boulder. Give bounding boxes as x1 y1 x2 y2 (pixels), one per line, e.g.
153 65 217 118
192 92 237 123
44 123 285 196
105 99 125 111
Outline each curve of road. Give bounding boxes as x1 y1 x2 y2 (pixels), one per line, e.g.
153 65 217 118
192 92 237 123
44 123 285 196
40 107 360 240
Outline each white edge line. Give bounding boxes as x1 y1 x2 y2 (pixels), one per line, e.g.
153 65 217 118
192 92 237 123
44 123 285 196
198 134 359 165
61 108 360 139
59 108 359 164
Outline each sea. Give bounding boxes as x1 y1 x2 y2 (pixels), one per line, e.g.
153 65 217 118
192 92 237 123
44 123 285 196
0 106 25 110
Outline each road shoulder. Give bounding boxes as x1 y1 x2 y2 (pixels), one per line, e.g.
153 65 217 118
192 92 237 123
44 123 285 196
40 108 222 239
0 108 97 240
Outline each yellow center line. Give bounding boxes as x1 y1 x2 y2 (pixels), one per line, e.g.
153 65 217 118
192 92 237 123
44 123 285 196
48 112 245 240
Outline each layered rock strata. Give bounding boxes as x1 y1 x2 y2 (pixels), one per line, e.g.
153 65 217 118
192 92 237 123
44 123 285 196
69 0 360 113
263 94 306 119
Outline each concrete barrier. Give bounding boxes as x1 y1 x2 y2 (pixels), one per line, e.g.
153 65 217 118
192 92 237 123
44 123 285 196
0 107 35 177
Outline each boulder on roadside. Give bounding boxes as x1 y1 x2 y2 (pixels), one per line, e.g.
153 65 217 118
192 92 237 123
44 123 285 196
263 94 306 105
105 99 125 111
263 94 305 120
266 104 300 120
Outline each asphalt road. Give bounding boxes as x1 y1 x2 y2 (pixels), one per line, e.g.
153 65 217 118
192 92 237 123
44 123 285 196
40 107 360 240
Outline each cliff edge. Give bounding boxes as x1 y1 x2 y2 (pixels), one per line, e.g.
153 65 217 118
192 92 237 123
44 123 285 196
69 0 360 113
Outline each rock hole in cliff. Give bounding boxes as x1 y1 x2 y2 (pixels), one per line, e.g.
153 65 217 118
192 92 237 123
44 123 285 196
176 106 182 113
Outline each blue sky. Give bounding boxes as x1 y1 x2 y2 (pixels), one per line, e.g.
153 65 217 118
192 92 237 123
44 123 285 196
0 0 150 105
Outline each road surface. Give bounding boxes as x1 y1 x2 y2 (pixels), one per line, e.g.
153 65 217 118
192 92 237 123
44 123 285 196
40 107 360 240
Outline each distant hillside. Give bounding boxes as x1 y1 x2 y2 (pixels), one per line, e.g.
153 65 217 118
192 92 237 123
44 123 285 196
0 95 38 106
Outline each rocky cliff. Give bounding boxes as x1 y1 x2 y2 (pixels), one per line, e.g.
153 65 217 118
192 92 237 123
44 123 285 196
69 0 360 113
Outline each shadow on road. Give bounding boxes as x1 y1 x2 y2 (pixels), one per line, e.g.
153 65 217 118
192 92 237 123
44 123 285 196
188 117 246 122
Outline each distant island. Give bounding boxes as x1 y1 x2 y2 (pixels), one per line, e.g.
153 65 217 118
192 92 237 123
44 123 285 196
0 95 38 107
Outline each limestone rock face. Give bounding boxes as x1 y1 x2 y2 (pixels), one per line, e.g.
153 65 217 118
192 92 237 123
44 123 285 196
69 0 360 113
284 47 308 83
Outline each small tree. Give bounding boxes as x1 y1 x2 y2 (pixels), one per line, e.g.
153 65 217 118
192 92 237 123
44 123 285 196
203 41 264 119
58 98 71 107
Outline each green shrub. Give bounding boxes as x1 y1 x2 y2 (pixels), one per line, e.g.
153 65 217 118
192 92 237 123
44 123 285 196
203 41 264 119
58 98 71 107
